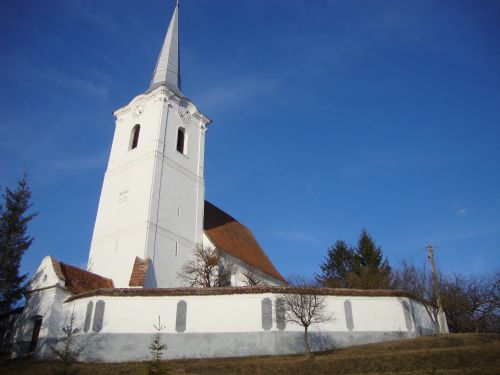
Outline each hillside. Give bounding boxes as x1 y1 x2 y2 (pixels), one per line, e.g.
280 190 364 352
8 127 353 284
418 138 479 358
1 333 499 374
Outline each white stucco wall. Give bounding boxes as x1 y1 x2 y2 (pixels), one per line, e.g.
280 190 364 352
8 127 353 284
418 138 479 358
12 287 71 358
226 254 285 287
13 284 436 361
410 298 437 334
61 293 434 335
87 86 211 288
11 257 72 358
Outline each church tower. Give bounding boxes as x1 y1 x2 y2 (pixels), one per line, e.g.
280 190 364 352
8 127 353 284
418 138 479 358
87 1 211 287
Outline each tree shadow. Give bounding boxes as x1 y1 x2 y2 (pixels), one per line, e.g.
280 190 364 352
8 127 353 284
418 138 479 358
288 331 337 356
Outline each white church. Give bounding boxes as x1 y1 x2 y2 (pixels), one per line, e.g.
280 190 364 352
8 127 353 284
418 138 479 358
6 1 435 361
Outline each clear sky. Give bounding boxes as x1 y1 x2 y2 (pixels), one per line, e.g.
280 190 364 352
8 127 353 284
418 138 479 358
1 0 499 281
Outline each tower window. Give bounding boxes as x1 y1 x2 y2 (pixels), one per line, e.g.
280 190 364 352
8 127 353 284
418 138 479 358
176 127 186 155
130 124 140 150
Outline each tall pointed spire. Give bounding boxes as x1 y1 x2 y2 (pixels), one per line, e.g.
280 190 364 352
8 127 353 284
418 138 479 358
149 0 181 95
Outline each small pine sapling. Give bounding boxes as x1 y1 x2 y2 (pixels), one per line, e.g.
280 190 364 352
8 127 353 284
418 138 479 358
52 311 81 375
149 315 168 375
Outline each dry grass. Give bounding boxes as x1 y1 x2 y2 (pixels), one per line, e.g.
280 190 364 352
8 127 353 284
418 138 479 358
1 333 499 375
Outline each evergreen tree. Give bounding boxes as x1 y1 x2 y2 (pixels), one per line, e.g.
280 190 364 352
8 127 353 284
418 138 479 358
348 228 391 289
316 240 355 288
0 174 36 314
52 311 81 375
149 316 168 375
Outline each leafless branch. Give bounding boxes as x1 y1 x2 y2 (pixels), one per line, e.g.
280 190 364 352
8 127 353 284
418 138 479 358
241 270 265 286
278 276 333 357
177 245 234 287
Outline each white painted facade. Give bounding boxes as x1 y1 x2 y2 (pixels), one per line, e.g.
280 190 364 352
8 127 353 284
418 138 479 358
86 2 216 288
11 259 435 361
11 257 72 358
87 86 210 288
65 295 430 336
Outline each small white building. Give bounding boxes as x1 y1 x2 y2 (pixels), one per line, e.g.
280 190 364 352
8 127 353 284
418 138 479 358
5 1 436 362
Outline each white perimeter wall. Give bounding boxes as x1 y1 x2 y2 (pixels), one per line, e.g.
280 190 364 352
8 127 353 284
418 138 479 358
13 290 436 360
63 293 434 335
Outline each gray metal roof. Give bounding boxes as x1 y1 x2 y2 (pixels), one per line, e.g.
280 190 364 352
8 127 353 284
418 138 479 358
148 1 182 96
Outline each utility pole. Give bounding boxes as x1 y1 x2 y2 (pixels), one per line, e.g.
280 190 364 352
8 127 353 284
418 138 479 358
427 244 448 334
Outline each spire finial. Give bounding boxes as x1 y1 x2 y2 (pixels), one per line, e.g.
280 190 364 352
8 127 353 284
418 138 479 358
148 0 182 95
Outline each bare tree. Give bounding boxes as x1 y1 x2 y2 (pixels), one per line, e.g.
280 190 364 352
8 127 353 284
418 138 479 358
392 261 440 332
278 276 332 358
241 270 265 286
177 246 234 287
440 272 499 333
393 262 500 333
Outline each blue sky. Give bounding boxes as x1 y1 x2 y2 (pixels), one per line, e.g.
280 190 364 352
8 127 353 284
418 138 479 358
1 0 499 280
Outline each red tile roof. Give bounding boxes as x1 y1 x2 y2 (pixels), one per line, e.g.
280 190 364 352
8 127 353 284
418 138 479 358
51 258 114 294
204 201 286 284
65 286 416 302
129 257 150 287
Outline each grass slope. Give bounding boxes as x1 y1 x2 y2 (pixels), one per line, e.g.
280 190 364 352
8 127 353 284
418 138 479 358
1 333 499 374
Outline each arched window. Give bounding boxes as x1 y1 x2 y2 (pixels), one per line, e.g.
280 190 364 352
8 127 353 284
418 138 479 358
130 125 140 150
176 127 186 155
